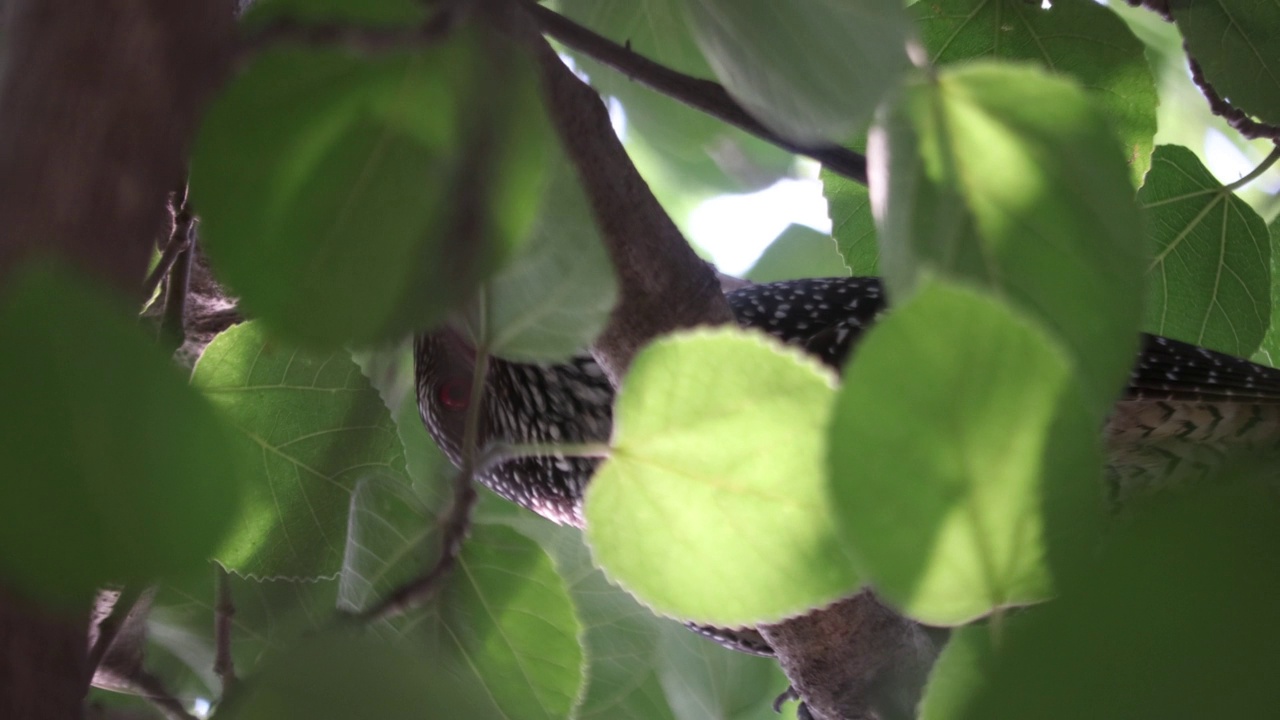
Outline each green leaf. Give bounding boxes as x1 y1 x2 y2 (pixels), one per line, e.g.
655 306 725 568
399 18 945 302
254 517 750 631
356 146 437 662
0 263 243 605
655 621 794 720
435 523 586 720
499 510 799 720
585 328 857 626
684 0 910 144
914 0 1158 184
872 63 1145 410
1139 144 1270 356
148 568 340 704
394 386 452 510
191 33 548 348
336 477 437 627
1256 214 1280 367
219 631 495 720
496 516 680 720
822 166 878 275
556 0 795 200
464 146 618 362
918 623 998 720
828 281 1102 625
192 322 406 578
244 0 425 26
745 224 849 283
1172 0 1280 126
961 478 1280 719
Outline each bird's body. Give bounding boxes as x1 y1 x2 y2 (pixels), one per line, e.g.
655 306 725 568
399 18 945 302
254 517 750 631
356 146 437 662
416 276 1280 654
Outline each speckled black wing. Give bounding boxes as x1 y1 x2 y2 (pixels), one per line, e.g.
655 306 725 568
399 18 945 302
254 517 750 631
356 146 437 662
729 278 1280 401
726 277 887 369
1125 335 1280 403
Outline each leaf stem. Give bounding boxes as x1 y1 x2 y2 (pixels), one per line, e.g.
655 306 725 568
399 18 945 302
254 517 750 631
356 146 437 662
1224 144 1280 192
238 6 457 63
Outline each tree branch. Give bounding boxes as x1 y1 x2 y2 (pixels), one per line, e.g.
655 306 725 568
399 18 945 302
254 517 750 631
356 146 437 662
759 593 944 720
521 0 868 185
240 9 457 61
486 0 734 382
0 0 235 293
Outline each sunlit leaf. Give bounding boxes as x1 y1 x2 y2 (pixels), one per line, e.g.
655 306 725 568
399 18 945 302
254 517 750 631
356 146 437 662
1139 144 1270 357
745 224 849 283
822 166 878 275
871 63 1144 409
914 0 1158 184
828 281 1102 625
585 328 857 625
684 0 909 144
1172 1 1280 126
191 31 548 348
192 322 406 578
0 263 244 605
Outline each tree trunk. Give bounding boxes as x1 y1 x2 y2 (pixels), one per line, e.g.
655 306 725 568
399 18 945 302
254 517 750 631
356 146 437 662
0 0 236 714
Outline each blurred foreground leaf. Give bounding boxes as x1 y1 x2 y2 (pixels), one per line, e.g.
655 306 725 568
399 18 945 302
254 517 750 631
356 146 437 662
0 263 243 605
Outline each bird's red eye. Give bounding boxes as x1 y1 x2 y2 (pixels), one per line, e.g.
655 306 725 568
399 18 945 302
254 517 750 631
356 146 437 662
437 378 470 411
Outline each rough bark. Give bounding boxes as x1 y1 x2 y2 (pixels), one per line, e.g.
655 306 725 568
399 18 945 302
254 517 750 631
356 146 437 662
0 588 90 720
0 0 234 289
488 0 734 384
759 593 944 720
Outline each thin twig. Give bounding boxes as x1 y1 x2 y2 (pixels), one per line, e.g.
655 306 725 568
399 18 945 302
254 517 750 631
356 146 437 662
122 671 199 720
521 0 868 184
1188 54 1280 142
86 586 144 680
142 185 194 304
238 7 457 63
159 222 195 352
359 344 490 622
213 564 237 697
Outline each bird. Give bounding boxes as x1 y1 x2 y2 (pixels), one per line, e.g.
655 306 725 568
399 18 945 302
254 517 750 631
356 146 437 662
415 276 1280 656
